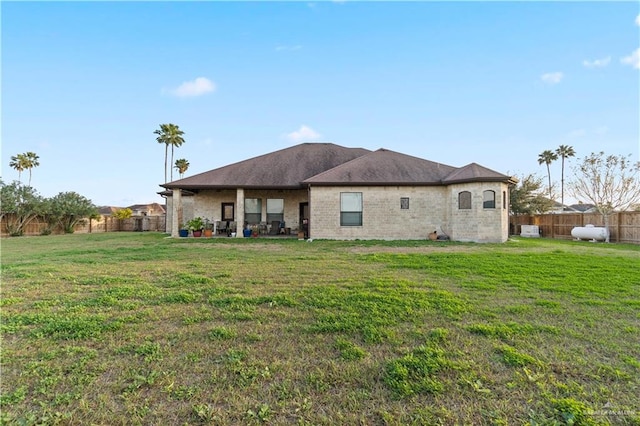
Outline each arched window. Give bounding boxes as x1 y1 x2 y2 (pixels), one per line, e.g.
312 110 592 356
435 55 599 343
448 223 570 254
483 190 496 209
458 191 471 209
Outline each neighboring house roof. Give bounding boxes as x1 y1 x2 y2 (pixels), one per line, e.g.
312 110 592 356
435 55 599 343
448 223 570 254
161 143 514 190
162 143 371 190
570 203 596 213
98 203 166 216
128 203 166 215
98 206 120 215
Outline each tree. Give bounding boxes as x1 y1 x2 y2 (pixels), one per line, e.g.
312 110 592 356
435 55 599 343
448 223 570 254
154 124 185 183
510 173 554 216
9 152 40 186
538 150 558 202
113 208 133 220
0 180 45 236
174 158 190 178
9 154 27 183
46 192 98 233
570 152 640 242
555 145 576 210
24 152 40 186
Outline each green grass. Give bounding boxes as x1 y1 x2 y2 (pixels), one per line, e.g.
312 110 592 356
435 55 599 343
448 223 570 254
1 233 639 425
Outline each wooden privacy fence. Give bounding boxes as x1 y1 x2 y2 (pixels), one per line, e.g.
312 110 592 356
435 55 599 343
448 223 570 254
0 215 166 237
511 211 640 244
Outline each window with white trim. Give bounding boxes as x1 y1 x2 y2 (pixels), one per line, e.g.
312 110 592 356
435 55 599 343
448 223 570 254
483 190 496 209
266 198 284 223
244 198 262 224
340 192 362 226
458 191 471 210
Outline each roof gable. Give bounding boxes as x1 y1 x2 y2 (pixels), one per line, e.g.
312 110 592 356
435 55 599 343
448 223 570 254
162 143 370 190
303 148 458 185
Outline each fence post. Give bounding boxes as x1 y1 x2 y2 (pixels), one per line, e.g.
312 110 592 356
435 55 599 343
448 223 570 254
616 212 621 243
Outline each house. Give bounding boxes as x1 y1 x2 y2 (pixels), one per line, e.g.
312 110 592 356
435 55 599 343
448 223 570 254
98 203 166 217
161 143 516 242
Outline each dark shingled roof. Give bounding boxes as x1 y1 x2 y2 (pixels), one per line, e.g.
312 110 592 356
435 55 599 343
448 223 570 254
161 143 513 189
442 162 513 184
162 143 371 190
303 148 458 185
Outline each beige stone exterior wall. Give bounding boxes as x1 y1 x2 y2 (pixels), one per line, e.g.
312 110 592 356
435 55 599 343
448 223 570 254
310 185 449 240
168 183 509 242
446 182 509 243
310 183 509 242
167 189 308 234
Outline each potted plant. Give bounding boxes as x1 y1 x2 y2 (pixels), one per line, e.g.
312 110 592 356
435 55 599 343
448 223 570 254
178 224 189 238
187 217 205 237
203 218 214 237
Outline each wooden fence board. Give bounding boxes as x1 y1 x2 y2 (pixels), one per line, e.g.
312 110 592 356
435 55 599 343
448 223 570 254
511 211 640 244
1 215 166 237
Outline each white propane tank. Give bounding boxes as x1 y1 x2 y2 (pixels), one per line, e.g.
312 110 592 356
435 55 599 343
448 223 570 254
571 224 609 241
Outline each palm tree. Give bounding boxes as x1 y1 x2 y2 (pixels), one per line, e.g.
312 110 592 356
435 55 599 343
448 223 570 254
538 150 558 202
154 124 186 183
174 158 190 178
24 152 40 186
9 153 27 183
555 145 576 211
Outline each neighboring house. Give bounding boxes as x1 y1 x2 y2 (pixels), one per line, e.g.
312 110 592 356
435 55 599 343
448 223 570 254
161 143 516 242
98 203 166 216
569 203 597 213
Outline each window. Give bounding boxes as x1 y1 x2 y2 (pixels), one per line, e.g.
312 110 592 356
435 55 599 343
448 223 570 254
221 203 234 221
503 191 507 210
400 197 410 209
483 190 496 209
244 198 262 224
266 198 284 223
458 191 471 210
341 192 362 226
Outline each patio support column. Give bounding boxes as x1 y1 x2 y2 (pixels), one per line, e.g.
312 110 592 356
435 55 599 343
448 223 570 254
171 189 181 238
236 188 245 238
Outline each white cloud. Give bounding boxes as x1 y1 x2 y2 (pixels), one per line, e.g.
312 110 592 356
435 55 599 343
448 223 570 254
540 72 563 84
582 56 611 68
621 48 640 69
168 77 216 97
636 14 640 26
286 125 321 142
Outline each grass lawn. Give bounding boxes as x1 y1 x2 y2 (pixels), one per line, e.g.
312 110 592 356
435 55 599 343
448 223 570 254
1 233 639 425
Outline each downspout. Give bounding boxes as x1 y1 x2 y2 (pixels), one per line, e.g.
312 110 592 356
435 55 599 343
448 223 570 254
307 184 311 239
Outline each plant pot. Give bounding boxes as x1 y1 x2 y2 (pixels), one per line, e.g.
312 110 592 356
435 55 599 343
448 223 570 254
192 230 203 237
179 229 189 238
243 229 252 238
203 229 213 238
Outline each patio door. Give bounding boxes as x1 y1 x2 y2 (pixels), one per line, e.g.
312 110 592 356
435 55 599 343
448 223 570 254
222 203 234 221
299 202 309 238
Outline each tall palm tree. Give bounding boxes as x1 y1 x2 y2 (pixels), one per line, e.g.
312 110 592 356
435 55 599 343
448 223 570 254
555 145 576 211
174 158 190 178
154 124 186 183
538 150 558 202
24 152 40 187
9 153 27 183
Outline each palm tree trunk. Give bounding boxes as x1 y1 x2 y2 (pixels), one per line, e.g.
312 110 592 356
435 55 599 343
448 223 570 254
560 158 565 211
546 164 552 200
170 145 174 181
164 144 168 183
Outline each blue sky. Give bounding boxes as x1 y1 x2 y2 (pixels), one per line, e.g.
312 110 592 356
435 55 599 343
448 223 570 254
2 1 639 207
